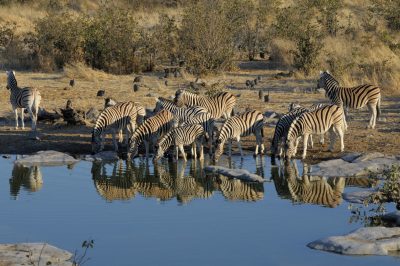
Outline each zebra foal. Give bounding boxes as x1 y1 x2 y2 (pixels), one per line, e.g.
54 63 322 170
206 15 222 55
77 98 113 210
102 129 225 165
285 104 345 160
128 109 174 159
213 110 264 162
92 101 145 153
317 71 381 129
174 89 236 119
6 70 41 132
154 124 205 161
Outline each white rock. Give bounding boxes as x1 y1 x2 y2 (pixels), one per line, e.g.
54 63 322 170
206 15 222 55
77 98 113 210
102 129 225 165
84 151 119 161
382 211 400 226
204 166 265 183
15 150 79 166
341 152 361 163
308 227 400 255
0 243 72 266
342 190 376 204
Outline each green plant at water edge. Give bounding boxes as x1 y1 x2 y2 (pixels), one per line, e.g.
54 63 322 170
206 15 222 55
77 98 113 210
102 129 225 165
368 165 400 208
72 239 95 266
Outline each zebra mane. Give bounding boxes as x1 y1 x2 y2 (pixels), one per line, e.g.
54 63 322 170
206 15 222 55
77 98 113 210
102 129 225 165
322 71 339 87
6 70 18 88
286 115 303 143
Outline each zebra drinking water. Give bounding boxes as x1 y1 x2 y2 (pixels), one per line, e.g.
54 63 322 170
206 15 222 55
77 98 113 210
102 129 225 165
213 110 265 162
317 71 381 129
92 101 145 153
6 70 41 132
174 89 236 119
128 109 174 159
153 124 205 161
285 104 345 159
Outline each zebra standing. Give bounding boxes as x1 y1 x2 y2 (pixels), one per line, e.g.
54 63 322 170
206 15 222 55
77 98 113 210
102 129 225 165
285 104 345 159
154 124 205 161
213 110 264 162
92 101 145 153
128 109 174 158
271 103 325 157
6 70 41 132
153 97 208 127
317 71 381 129
174 89 236 119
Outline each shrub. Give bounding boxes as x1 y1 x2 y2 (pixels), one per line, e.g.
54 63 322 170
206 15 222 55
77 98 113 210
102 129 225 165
180 0 236 74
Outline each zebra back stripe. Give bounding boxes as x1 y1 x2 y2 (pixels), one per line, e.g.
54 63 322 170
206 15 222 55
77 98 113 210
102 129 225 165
174 89 236 118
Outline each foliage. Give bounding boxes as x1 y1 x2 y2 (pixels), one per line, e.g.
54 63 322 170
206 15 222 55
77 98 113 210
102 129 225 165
369 165 400 207
292 26 323 76
179 0 236 74
72 239 95 266
35 11 84 70
370 0 400 31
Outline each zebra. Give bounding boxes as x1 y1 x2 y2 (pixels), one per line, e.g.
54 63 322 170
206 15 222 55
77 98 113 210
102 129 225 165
285 104 345 159
213 110 264 162
6 70 41 131
218 175 264 202
174 89 236 119
153 97 208 127
154 124 205 161
128 109 174 158
285 161 345 208
271 103 325 157
180 112 215 156
10 164 43 199
92 101 146 153
317 71 381 129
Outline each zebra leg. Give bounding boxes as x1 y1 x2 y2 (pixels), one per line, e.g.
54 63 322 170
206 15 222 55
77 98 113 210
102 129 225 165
328 127 336 152
192 142 197 159
21 108 25 130
309 134 314 148
175 144 179 161
342 113 348 131
145 140 150 158
335 124 345 152
228 140 232 157
319 134 325 144
179 145 187 161
27 107 37 131
13 108 19 130
198 141 204 160
367 103 377 129
302 134 309 160
237 137 243 158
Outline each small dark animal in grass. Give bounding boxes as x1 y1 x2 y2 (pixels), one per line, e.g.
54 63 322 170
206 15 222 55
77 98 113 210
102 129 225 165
97 90 105 97
133 84 139 92
133 76 142 83
69 79 75 87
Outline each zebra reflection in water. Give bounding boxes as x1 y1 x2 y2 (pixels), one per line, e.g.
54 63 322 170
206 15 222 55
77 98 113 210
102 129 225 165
91 158 265 203
271 160 378 208
9 164 43 199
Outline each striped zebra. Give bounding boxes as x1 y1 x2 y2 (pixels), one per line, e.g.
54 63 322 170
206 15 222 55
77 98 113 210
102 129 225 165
10 164 43 199
284 161 345 208
6 70 41 131
153 97 208 127
317 71 381 129
128 109 174 158
180 112 215 156
271 103 325 157
218 175 264 202
154 124 205 161
213 110 264 162
285 104 345 159
174 89 236 119
92 101 145 153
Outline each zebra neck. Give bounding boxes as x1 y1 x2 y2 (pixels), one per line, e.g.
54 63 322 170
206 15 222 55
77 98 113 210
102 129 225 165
160 133 173 152
289 120 304 141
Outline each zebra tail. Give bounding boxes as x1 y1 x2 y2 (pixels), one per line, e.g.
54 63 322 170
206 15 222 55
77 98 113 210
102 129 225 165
376 97 381 120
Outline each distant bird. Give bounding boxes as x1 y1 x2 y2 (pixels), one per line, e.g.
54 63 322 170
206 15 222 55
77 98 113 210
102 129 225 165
133 76 142 83
254 79 258 85
257 76 261 81
245 80 251 87
97 90 105 97
133 84 139 92
69 79 75 87
164 80 168 86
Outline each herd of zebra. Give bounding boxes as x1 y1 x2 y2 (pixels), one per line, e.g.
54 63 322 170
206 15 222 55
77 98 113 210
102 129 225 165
5 70 382 161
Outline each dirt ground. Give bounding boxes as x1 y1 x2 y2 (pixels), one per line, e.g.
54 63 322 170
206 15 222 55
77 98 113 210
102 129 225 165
0 61 399 162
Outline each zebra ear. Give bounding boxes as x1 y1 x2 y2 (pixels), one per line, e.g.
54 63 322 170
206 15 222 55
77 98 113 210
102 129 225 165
326 70 330 74
319 70 323 75
154 97 159 102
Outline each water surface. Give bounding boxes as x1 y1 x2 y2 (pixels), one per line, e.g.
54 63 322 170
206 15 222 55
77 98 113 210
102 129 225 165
0 155 398 266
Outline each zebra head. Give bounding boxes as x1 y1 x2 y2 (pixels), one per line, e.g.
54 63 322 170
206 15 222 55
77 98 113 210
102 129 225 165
127 138 139 159
213 138 225 162
174 89 185 107
153 143 164 161
317 71 339 92
284 138 297 160
6 70 17 88
288 102 301 112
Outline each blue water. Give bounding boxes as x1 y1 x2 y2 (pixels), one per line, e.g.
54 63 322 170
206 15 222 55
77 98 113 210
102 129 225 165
0 155 398 266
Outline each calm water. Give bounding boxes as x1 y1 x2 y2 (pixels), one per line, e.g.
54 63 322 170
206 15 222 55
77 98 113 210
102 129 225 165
0 155 398 266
